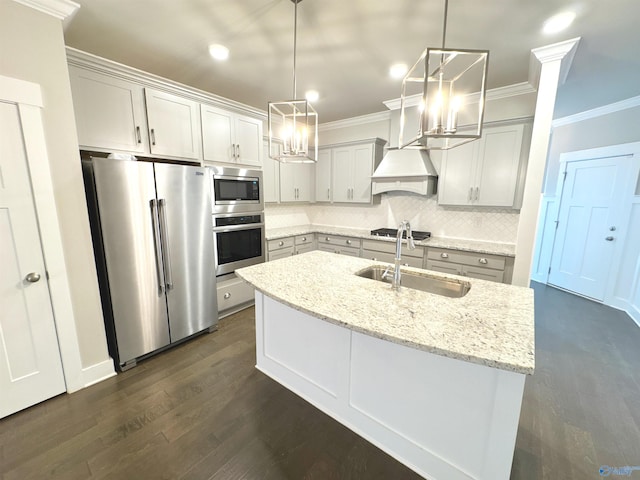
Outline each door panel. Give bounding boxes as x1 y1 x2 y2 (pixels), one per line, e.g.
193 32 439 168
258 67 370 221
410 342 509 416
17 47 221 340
92 159 170 363
549 157 631 300
0 102 65 418
154 164 217 340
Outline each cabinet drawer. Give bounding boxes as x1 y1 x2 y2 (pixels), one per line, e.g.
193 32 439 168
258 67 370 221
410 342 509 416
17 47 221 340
295 234 314 246
361 239 424 259
427 248 506 270
362 249 423 268
318 244 361 257
268 247 294 261
426 260 463 276
318 235 361 248
463 265 504 283
217 276 254 313
268 237 294 251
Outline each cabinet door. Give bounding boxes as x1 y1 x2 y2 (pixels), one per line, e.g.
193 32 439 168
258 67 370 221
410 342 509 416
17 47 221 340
351 144 374 203
269 247 294 261
438 140 479 206
201 104 234 163
463 265 504 283
69 66 148 153
315 149 332 202
475 124 524 207
426 260 462 275
145 88 200 160
295 163 314 202
279 163 297 202
262 141 280 203
332 147 352 202
234 115 263 167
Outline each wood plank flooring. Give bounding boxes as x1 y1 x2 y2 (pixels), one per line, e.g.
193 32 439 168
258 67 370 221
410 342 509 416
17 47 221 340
1 282 639 479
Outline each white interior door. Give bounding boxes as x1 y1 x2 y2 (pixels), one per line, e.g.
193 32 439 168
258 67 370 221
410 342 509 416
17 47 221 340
548 156 632 300
0 101 66 418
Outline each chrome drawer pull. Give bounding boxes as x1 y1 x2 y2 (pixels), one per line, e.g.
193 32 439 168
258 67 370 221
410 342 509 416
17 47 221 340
479 258 488 264
278 241 284 246
224 292 231 299
441 252 449 259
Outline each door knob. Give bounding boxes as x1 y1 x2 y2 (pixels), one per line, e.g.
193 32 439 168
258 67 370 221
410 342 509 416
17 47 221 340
609 226 616 231
223 292 231 299
605 236 615 241
25 272 41 283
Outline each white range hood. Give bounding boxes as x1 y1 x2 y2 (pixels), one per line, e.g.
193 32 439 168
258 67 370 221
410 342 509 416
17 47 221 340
371 148 438 195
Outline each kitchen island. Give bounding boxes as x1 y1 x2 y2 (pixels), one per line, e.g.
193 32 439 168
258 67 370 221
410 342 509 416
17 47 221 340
236 251 534 480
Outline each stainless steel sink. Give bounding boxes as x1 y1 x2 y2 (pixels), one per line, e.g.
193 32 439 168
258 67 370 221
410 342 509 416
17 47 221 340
356 265 471 298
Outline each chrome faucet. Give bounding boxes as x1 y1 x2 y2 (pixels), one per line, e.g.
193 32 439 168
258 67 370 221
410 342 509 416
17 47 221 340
392 220 416 290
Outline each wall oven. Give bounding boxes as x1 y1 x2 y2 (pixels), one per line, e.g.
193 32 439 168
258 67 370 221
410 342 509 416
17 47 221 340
210 166 265 276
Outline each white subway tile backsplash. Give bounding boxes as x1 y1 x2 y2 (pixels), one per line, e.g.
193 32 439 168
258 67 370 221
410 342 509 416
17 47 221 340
265 192 519 243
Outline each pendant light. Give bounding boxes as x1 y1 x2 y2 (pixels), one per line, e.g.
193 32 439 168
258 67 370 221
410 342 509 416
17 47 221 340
268 0 318 163
399 0 489 150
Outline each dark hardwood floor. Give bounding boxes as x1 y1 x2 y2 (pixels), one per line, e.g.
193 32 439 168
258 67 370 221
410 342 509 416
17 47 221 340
1 282 639 479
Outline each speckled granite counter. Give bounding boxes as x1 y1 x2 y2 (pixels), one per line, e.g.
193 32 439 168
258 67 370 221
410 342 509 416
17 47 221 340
265 224 516 257
236 250 534 375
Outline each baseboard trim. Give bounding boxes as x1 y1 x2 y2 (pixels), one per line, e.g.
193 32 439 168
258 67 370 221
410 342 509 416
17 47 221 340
81 358 116 389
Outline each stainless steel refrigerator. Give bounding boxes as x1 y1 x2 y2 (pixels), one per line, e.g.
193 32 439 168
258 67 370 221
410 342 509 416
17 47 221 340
83 157 217 371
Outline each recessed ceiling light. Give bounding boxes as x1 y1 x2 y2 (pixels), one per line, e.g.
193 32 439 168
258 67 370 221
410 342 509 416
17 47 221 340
209 44 229 61
305 90 319 103
389 63 408 79
542 11 576 34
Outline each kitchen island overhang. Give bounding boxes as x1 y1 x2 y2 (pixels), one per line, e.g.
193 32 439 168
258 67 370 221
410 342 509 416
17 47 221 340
236 251 534 480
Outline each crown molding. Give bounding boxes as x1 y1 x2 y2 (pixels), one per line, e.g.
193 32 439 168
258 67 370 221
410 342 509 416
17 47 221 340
382 81 536 111
552 95 640 128
319 110 391 132
12 0 79 19
66 47 267 119
528 37 581 87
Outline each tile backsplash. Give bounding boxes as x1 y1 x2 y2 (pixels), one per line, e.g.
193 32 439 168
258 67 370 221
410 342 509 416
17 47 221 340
265 192 520 243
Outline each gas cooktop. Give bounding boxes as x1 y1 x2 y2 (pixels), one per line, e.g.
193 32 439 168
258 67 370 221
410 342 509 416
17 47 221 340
370 228 431 241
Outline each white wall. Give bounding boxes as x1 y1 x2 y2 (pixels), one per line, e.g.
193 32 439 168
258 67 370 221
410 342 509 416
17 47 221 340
0 2 110 368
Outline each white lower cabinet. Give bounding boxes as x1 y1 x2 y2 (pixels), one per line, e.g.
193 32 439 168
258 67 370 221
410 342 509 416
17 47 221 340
217 273 255 318
425 247 508 283
267 237 295 260
294 234 315 255
317 235 361 256
361 239 424 268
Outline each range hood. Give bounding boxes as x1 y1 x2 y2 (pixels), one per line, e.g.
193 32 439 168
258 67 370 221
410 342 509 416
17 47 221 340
371 148 438 195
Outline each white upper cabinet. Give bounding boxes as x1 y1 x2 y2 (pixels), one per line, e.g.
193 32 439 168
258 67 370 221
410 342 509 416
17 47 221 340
315 148 332 202
69 65 149 154
201 104 263 167
262 139 280 203
144 88 201 160
438 123 526 208
280 163 314 202
331 139 384 204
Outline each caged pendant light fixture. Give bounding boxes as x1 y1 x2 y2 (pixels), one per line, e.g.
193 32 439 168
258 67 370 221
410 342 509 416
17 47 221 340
399 0 489 151
268 0 318 163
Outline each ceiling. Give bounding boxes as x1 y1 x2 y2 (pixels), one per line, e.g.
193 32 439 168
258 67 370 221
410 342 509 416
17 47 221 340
63 0 640 123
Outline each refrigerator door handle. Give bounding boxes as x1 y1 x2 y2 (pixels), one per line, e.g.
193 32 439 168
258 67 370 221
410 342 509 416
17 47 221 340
158 198 174 290
150 199 165 293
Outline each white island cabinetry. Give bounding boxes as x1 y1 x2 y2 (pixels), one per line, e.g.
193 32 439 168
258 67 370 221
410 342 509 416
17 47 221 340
236 252 534 480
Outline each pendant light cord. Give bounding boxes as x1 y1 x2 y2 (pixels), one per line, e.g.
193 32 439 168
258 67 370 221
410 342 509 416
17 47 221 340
292 0 298 99
441 0 448 49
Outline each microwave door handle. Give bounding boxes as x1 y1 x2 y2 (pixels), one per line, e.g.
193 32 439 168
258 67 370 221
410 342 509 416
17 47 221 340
150 199 165 294
158 198 174 290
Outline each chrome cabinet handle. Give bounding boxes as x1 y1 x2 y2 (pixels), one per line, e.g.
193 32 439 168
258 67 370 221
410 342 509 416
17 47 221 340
327 188 330 199
441 252 449 259
150 199 165 293
302 237 307 242
475 187 479 201
605 236 615 241
224 292 231 299
478 258 488 264
372 257 377 261
136 126 141 144
236 144 240 158
150 128 156 146
158 198 173 290
346 240 352 245
403 263 409 266
25 272 41 283
326 237 331 242
278 241 284 246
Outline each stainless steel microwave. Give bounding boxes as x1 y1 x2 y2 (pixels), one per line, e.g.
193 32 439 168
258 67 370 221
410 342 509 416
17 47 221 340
209 166 263 214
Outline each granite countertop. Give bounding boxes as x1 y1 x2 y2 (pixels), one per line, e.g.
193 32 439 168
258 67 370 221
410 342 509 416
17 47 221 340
236 250 534 375
265 224 516 257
